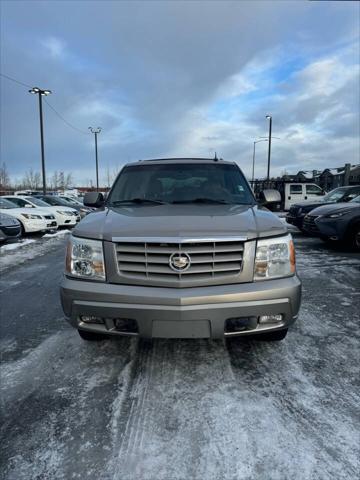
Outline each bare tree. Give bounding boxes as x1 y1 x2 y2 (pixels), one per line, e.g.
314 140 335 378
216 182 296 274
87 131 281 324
58 171 65 190
51 171 59 190
0 162 10 188
34 172 41 189
22 168 41 189
65 173 73 189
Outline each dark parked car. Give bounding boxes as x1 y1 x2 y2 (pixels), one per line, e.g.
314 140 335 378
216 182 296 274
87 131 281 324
303 196 360 249
0 212 21 243
34 195 92 219
286 185 360 231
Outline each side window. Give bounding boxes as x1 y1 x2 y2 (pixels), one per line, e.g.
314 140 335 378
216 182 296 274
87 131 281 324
343 189 360 202
8 197 26 207
306 185 323 195
290 185 303 195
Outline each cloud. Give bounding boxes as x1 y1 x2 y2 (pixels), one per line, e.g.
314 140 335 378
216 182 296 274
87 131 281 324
41 36 66 58
0 0 359 185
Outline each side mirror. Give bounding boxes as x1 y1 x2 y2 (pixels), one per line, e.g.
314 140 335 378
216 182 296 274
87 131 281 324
259 189 282 204
84 192 104 208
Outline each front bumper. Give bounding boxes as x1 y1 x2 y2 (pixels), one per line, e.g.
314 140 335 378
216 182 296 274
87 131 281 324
23 219 49 233
60 275 302 339
0 225 21 240
56 216 77 227
314 216 348 241
286 214 304 229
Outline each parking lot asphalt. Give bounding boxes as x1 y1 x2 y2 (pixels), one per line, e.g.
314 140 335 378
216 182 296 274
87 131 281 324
0 233 359 480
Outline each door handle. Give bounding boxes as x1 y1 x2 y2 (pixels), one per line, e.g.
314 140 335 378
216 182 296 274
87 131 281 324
304 196 307 199
288 196 291 200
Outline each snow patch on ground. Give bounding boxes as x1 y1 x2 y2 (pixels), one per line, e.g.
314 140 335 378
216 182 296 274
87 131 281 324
42 229 71 238
0 232 69 272
0 239 36 252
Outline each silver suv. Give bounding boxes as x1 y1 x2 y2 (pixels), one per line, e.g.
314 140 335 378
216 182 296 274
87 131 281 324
60 158 301 341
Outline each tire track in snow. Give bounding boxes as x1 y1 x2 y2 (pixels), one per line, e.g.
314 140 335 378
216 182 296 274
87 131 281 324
107 339 259 480
1 333 134 480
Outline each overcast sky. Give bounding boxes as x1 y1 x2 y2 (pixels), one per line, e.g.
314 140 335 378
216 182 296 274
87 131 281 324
1 0 359 186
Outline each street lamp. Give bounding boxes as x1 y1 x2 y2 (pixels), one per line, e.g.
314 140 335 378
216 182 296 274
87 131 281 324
265 114 272 185
29 87 52 194
252 139 268 187
88 127 102 191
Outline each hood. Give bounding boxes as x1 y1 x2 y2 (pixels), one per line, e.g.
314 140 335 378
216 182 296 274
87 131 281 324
72 204 287 241
308 202 360 216
292 200 330 210
0 207 51 217
47 206 77 213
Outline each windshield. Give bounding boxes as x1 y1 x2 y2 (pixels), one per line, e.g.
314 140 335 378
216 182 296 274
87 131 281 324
63 196 82 205
40 196 70 206
0 198 18 209
323 188 356 202
25 196 50 207
107 163 255 205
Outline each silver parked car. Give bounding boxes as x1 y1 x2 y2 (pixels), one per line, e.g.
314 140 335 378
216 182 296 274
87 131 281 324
0 212 21 242
60 158 301 342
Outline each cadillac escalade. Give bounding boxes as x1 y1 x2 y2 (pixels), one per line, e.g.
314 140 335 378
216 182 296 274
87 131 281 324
60 158 301 341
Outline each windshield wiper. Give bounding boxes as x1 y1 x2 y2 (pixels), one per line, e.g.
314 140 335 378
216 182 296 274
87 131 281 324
109 198 166 206
171 198 231 204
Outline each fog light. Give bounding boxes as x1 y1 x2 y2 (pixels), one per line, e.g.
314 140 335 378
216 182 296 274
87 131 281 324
80 315 104 324
114 318 138 333
225 316 257 333
258 314 283 324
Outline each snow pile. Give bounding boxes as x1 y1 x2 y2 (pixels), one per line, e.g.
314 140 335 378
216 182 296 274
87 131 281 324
42 229 71 238
0 239 36 252
0 233 69 272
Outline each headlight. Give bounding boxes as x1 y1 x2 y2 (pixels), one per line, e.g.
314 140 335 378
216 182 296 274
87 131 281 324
326 210 352 218
22 214 42 219
254 234 295 281
65 236 105 281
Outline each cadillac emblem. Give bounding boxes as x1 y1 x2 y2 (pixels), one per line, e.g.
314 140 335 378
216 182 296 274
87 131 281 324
169 252 191 272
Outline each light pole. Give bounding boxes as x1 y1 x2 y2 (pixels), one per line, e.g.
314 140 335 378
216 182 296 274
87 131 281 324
265 114 272 185
29 87 52 194
252 139 268 187
89 127 101 191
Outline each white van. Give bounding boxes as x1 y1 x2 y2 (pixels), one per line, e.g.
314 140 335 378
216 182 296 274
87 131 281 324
283 183 325 210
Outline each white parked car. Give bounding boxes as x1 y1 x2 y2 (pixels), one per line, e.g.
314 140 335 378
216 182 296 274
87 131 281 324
4 196 79 227
0 197 58 233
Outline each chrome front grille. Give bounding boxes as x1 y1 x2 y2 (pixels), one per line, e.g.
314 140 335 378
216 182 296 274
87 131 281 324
114 239 244 285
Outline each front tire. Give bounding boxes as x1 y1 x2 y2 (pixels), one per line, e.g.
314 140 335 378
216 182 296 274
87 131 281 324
19 221 26 236
78 329 107 341
255 328 288 341
348 223 360 251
